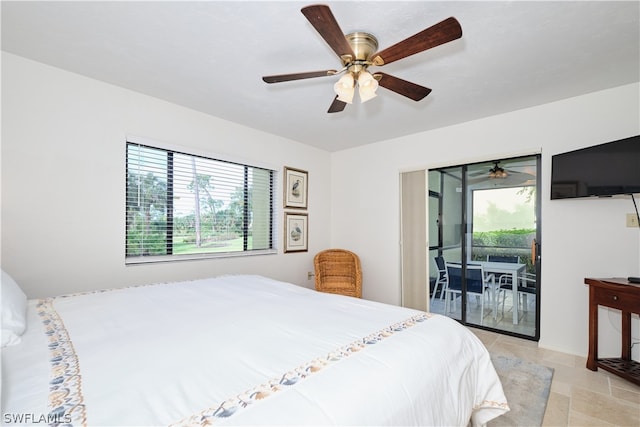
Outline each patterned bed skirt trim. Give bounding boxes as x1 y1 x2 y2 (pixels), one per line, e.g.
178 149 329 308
474 399 510 412
171 312 433 426
37 298 87 427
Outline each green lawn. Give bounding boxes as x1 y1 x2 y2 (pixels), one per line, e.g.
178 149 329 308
173 236 251 254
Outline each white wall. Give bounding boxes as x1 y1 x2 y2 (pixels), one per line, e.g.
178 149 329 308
331 83 640 359
3 51 639 360
1 53 331 298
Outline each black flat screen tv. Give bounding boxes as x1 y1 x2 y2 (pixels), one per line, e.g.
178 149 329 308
551 135 640 200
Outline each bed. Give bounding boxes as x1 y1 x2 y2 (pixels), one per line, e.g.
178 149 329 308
2 273 509 426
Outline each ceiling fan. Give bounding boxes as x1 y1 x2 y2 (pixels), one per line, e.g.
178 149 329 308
468 161 536 185
262 4 462 113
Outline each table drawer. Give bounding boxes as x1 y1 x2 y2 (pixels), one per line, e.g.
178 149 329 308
592 286 640 311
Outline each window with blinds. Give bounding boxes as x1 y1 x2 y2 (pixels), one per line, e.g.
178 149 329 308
126 142 276 263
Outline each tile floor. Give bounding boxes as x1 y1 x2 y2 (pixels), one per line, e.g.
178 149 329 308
470 327 640 426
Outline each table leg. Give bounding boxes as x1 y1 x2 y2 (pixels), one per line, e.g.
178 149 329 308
622 311 631 360
586 286 598 371
512 271 518 324
490 280 497 320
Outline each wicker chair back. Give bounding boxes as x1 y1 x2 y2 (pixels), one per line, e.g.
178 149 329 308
314 249 362 298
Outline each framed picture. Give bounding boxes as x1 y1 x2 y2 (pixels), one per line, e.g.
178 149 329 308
284 212 308 253
284 166 308 209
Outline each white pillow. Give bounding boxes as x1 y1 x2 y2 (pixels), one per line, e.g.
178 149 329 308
1 269 28 347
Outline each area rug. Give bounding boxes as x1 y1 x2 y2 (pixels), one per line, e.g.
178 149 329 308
488 355 554 427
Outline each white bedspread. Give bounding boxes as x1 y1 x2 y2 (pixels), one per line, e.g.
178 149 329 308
2 275 508 426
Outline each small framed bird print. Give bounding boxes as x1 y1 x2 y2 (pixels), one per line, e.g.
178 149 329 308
284 166 308 209
284 213 308 253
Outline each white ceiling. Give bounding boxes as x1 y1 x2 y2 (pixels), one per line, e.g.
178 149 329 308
2 1 639 152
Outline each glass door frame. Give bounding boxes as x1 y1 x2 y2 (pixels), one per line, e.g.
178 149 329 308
428 154 541 341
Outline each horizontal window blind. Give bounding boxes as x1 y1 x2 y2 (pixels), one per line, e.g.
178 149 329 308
126 142 275 262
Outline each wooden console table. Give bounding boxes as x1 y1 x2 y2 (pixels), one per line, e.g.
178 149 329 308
585 278 640 386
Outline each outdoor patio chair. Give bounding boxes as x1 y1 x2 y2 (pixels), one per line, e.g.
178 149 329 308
499 272 537 317
488 254 520 294
487 255 520 263
431 256 448 303
444 263 495 324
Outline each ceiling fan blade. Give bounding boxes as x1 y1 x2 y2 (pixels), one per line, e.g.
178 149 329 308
262 70 338 83
371 17 462 66
376 72 432 101
327 96 347 113
301 5 355 61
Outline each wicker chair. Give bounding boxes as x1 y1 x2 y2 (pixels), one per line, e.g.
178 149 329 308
314 249 362 298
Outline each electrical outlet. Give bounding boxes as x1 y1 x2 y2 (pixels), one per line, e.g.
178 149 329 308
626 213 639 228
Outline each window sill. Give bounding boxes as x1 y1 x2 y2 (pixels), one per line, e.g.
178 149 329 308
125 249 278 265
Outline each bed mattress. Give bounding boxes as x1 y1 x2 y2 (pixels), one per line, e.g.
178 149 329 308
2 275 508 426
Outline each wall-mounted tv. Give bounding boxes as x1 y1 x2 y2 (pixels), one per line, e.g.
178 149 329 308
551 135 640 200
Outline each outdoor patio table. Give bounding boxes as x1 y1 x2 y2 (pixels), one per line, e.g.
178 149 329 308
475 261 526 324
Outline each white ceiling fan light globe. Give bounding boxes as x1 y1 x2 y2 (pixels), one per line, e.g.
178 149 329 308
334 73 355 104
358 71 378 103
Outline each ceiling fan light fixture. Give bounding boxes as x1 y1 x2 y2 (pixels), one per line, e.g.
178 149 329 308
358 70 379 103
334 73 355 104
489 162 508 179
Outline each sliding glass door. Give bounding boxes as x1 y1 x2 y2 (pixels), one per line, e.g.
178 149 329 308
428 165 464 321
427 155 540 340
